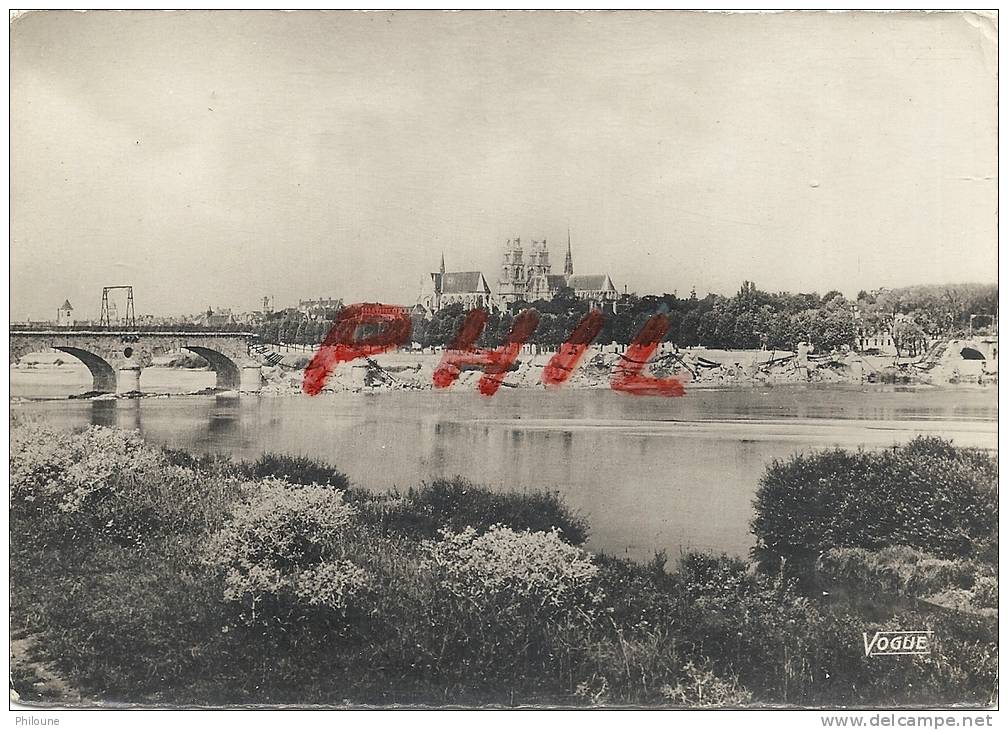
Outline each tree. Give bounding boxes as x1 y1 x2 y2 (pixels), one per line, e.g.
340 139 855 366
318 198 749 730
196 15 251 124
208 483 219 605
891 316 926 357
696 309 720 348
732 311 760 350
765 311 793 351
662 309 683 344
815 307 857 352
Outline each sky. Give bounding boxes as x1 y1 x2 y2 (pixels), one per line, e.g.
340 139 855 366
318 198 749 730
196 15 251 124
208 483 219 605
10 10 998 321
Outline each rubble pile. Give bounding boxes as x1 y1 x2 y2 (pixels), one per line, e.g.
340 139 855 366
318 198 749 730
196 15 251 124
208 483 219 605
258 340 998 396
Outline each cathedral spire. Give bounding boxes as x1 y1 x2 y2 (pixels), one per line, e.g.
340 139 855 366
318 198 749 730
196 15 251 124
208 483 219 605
439 251 446 275
564 227 574 277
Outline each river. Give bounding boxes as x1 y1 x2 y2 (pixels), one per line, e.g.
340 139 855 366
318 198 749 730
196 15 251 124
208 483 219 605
10 364 998 561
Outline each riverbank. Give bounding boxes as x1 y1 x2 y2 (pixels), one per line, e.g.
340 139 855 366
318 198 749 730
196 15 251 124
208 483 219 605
10 422 997 707
10 340 998 400
257 346 998 396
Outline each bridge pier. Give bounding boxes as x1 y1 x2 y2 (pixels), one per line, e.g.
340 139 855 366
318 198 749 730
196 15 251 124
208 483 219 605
240 365 263 393
116 366 142 395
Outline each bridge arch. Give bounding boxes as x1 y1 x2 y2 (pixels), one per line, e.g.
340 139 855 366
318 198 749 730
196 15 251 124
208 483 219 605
53 346 117 393
11 331 262 394
184 346 241 390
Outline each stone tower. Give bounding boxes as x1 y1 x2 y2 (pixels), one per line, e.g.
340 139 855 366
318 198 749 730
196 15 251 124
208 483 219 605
524 239 552 302
526 239 551 280
497 237 527 307
57 299 74 327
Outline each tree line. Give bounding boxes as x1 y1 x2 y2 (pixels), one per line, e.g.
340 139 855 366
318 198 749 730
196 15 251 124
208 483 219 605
250 282 996 355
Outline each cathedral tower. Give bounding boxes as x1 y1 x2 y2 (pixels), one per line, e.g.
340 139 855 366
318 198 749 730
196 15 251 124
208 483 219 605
497 237 527 307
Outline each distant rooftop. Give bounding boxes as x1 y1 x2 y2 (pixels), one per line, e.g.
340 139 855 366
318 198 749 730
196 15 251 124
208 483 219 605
435 271 491 294
567 274 615 292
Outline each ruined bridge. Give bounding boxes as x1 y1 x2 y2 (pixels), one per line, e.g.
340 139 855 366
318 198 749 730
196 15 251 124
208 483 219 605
9 330 263 394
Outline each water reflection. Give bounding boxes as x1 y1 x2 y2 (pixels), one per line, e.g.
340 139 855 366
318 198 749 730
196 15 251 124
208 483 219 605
90 400 117 428
89 399 142 431
12 386 998 561
207 397 241 439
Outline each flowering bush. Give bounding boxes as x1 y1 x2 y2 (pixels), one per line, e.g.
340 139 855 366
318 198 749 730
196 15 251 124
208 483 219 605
12 423 146 511
424 524 599 615
10 422 239 546
420 525 601 688
206 479 371 627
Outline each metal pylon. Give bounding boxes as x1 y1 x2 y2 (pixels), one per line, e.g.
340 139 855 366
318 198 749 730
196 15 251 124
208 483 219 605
99 286 136 329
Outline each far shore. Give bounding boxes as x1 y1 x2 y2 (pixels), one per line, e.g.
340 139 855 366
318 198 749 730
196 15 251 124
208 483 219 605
256 346 998 395
10 344 999 399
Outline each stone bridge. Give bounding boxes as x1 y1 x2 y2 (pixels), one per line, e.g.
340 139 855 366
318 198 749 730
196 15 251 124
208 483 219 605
10 330 263 394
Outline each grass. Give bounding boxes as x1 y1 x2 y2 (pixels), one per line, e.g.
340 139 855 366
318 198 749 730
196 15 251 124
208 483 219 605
9 423 999 707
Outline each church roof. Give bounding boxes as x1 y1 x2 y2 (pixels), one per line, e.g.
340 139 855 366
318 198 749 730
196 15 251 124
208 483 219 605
546 274 568 290
567 274 615 292
59 299 73 311
434 271 491 294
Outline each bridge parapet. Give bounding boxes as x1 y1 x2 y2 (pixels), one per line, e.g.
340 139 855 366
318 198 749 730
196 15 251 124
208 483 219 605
10 330 262 394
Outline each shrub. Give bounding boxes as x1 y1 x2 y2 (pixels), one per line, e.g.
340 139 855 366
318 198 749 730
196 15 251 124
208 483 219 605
971 576 998 609
206 479 370 628
238 452 350 489
817 547 978 599
591 551 682 637
354 477 589 544
751 438 997 581
662 552 998 706
160 446 237 476
668 552 820 701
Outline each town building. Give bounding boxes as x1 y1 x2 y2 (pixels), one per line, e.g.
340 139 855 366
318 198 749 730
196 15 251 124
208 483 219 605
57 299 74 327
854 309 933 357
298 297 342 320
192 307 237 329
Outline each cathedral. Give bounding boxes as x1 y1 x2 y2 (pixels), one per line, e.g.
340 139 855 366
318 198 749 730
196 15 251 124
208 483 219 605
419 233 618 314
417 253 494 314
496 233 617 308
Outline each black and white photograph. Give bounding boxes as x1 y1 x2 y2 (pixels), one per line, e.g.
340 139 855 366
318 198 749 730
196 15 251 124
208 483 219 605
7 8 1000 717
